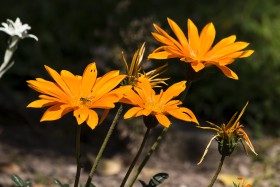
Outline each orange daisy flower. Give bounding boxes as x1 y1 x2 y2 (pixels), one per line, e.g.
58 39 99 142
27 62 131 129
235 177 252 187
198 102 257 165
121 76 198 128
148 18 254 79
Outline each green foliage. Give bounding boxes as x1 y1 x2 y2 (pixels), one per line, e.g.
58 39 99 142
53 178 70 187
139 173 169 187
11 175 32 187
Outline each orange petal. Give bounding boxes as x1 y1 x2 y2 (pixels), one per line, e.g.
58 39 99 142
153 23 184 51
214 42 250 59
27 99 56 108
122 89 144 107
93 74 126 100
164 100 182 111
41 104 72 121
160 81 186 104
216 65 238 80
209 35 237 54
166 46 185 57
167 18 189 53
92 86 131 109
214 58 234 66
39 95 66 103
190 61 205 72
140 108 152 116
239 50 254 58
73 108 89 125
155 114 171 128
134 77 154 102
92 98 116 108
188 19 200 55
44 65 71 96
81 63 97 97
86 109 99 129
124 107 143 119
61 70 81 97
107 85 132 99
167 108 199 124
27 79 68 100
199 22 216 56
151 32 178 48
148 51 177 59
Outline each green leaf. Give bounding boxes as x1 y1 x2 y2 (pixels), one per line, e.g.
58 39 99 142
149 173 168 186
11 175 25 186
11 175 32 187
53 178 69 187
139 173 169 187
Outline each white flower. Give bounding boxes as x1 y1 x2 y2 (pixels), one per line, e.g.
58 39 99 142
0 18 38 41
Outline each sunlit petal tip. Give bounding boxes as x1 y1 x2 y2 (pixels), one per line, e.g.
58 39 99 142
167 17 174 24
240 50 254 58
153 24 166 34
192 117 199 125
44 65 51 70
217 65 239 80
187 18 195 26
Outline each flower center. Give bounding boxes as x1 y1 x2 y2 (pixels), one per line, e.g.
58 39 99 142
144 101 164 113
72 96 93 108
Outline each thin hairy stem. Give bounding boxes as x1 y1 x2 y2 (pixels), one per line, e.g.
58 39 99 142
85 105 123 187
208 155 226 187
120 127 151 187
74 125 82 187
127 127 169 187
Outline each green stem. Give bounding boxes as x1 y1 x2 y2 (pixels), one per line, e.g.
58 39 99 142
85 104 123 187
127 127 169 187
207 155 226 187
74 125 82 187
120 127 151 187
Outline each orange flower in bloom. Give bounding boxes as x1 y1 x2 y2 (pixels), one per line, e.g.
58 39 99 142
148 18 254 79
27 63 131 129
198 102 257 165
121 76 198 128
235 177 252 187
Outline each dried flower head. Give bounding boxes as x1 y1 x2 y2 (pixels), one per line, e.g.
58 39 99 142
122 42 169 87
140 63 169 88
27 63 131 129
148 18 254 80
198 102 257 164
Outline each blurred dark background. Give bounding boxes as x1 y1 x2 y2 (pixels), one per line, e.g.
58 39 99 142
0 0 279 152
